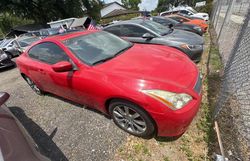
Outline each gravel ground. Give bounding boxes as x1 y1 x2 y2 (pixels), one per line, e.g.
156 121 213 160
0 63 128 161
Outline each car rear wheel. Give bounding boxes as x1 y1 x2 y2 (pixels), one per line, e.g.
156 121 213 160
109 100 155 138
23 76 44 95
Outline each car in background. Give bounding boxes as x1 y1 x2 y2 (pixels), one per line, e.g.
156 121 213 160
148 16 203 36
0 39 20 58
165 14 208 32
0 36 41 58
0 49 15 69
160 6 209 21
0 92 50 160
16 36 41 52
104 19 204 62
16 30 202 138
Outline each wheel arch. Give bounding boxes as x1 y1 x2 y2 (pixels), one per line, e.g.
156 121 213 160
104 97 158 136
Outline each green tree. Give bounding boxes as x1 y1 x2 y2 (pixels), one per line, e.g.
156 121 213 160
121 0 141 10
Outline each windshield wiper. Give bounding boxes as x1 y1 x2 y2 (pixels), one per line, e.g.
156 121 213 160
92 56 115 65
114 44 133 56
92 44 133 65
162 29 173 36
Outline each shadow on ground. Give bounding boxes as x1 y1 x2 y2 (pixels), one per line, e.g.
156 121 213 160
9 106 69 161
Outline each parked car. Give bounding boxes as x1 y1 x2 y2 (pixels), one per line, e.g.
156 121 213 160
166 14 208 32
0 92 50 161
0 39 20 58
16 30 202 138
103 19 204 62
0 36 40 59
148 16 203 36
16 36 41 52
160 6 209 21
0 49 15 69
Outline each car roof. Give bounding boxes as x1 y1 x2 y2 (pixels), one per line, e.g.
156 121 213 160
40 30 98 42
109 19 150 26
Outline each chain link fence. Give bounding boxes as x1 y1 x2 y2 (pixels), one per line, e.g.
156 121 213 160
210 0 250 160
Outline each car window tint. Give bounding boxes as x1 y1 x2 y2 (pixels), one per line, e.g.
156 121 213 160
171 16 188 22
28 42 69 64
153 18 170 26
104 25 121 36
180 10 189 15
121 25 148 37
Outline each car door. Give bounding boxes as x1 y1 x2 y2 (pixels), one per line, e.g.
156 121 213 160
27 41 78 100
120 25 154 44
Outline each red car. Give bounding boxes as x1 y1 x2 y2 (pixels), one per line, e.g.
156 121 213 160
16 30 202 138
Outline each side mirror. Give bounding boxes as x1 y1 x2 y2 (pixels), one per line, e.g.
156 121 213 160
52 61 73 72
142 33 155 39
169 24 174 29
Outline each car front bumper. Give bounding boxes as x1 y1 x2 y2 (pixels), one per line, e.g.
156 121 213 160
181 45 204 63
0 59 15 69
146 92 202 137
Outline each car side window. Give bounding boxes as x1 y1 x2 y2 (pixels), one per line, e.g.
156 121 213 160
28 42 69 65
180 10 189 15
120 25 148 37
104 25 121 36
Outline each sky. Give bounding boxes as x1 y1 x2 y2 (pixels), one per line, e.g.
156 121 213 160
103 0 159 11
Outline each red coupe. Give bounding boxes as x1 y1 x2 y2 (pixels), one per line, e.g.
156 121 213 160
16 30 202 138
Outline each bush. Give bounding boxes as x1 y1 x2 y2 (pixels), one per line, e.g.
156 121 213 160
0 13 34 36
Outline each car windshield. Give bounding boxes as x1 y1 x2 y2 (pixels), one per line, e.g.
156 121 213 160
140 20 170 36
63 31 132 65
0 39 13 48
18 37 40 47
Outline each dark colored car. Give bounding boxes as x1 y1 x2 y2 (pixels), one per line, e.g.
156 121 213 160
103 19 204 62
0 49 15 69
149 16 203 36
0 92 50 161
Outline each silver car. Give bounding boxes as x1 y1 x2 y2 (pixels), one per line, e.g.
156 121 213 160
103 19 204 62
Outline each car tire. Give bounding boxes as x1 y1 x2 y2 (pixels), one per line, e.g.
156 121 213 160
109 100 155 138
23 76 44 95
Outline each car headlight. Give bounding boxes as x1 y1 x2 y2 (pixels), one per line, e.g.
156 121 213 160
181 44 202 50
142 90 192 110
193 26 202 31
0 53 8 60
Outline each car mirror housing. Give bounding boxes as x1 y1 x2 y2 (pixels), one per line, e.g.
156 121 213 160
52 61 73 72
142 33 155 39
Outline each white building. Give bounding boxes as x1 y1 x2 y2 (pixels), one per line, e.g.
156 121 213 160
47 17 89 29
101 2 126 18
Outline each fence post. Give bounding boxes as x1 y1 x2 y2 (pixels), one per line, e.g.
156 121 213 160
217 0 236 42
214 0 223 32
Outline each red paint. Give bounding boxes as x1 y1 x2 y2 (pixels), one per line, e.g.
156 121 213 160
16 31 202 137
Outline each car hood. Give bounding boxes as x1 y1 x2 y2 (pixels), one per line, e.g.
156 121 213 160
162 29 204 45
95 44 198 88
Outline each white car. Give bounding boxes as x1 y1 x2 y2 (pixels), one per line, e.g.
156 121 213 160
160 6 209 21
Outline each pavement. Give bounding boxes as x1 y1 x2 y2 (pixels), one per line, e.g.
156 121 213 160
0 64 128 161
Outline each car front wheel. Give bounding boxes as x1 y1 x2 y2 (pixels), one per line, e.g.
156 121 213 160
109 100 155 138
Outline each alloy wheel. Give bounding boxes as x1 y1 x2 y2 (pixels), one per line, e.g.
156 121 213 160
112 105 147 135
